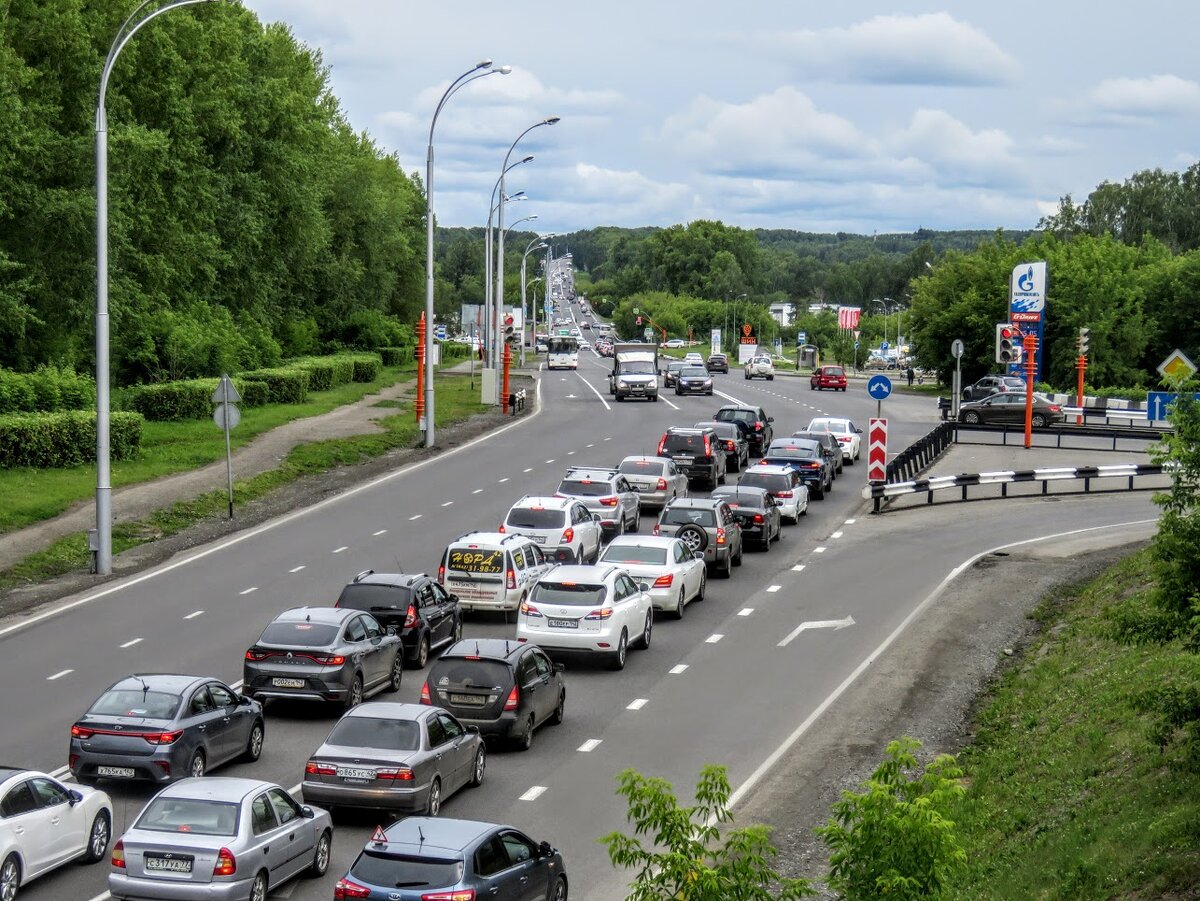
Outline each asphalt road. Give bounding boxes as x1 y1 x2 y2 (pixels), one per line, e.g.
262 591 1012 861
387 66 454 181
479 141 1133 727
3 291 1156 901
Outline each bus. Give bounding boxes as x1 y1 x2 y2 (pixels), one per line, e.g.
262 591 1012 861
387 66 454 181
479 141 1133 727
546 335 579 370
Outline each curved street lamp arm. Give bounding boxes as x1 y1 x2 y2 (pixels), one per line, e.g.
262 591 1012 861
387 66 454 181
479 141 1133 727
100 0 216 114
430 62 502 145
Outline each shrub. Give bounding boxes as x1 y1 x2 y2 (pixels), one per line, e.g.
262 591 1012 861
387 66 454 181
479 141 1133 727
329 356 354 386
127 377 274 421
380 345 414 367
335 353 381 383
328 310 412 351
0 410 143 468
238 380 270 408
440 342 471 362
238 368 309 404
294 359 334 392
0 366 97 414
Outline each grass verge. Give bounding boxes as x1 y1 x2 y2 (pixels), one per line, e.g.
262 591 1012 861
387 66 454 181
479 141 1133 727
0 374 489 591
946 547 1200 898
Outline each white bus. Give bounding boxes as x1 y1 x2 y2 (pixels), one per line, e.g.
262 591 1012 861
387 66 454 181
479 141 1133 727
546 335 580 370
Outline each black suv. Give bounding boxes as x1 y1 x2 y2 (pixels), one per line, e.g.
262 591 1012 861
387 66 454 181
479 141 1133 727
694 420 749 472
336 571 463 669
711 485 782 549
713 404 774 454
657 426 727 489
421 638 566 751
791 430 843 475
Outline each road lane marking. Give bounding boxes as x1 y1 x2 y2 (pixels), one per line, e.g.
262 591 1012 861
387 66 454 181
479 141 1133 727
519 785 547 801
844 518 856 524
184 610 204 619
604 436 612 440
332 546 348 554
50 765 69 778
239 586 258 595
289 565 306 573
814 546 827 553
586 443 594 448
578 739 603 752
545 459 555 464
669 664 689 674
777 616 856 647
47 669 73 681
766 585 781 593
524 468 533 473
573 370 612 410
120 638 142 648
627 698 649 710
831 530 844 539
409 514 423 520
497 478 509 483
373 529 388 536
443 500 456 506
473 489 483 494
567 451 575 455
792 564 806 572
661 396 680 410
706 634 724 643
738 608 754 616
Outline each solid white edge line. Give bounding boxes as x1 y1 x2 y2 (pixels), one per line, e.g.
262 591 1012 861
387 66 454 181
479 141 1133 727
712 387 748 406
572 369 611 411
0 376 545 642
722 517 1159 814
660 395 680 410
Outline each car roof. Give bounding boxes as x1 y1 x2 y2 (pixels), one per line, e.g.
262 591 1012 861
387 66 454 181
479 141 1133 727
275 606 355 625
343 702 430 722
107 673 210 693
808 417 850 428
541 563 621 582
563 466 619 479
694 420 737 432
619 455 665 465
663 497 724 509
712 485 770 500
665 426 712 436
378 817 499 855
716 404 764 413
449 531 530 547
350 572 430 588
604 535 678 549
510 496 575 511
0 766 31 786
154 776 278 803
743 464 795 476
770 437 819 449
441 638 526 663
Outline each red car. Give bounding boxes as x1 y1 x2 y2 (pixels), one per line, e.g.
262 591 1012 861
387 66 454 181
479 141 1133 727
810 365 847 391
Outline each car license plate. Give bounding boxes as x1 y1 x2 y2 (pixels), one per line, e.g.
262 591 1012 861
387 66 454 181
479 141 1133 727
673 456 693 465
145 856 193 873
530 535 546 544
548 618 578 629
336 767 376 780
450 694 486 706
272 677 304 689
635 485 650 492
97 766 135 778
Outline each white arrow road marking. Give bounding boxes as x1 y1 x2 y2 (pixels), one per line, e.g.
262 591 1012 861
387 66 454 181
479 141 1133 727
777 615 856 647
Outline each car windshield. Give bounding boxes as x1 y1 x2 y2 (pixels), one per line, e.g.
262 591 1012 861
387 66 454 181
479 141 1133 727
531 582 607 606
739 473 785 492
600 545 668 565
349 850 464 889
259 622 340 647
660 507 716 527
662 433 709 454
618 459 664 475
506 508 566 529
327 716 420 752
558 479 614 497
338 584 413 610
680 367 709 377
89 689 181 720
620 361 657 375
136 798 240 837
432 658 511 689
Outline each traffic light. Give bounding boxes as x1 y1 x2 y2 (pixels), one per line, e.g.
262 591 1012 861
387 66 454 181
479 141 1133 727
995 323 1018 364
1077 326 1091 356
504 314 517 345
636 316 643 326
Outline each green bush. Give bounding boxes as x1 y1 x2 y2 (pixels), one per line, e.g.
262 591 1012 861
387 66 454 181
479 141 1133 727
380 345 414 367
294 359 334 392
0 366 97 414
237 368 309 404
0 410 143 468
238 380 270 408
440 342 471 362
327 310 412 351
127 377 274 421
329 356 354 386
335 353 381 383
1088 385 1149 402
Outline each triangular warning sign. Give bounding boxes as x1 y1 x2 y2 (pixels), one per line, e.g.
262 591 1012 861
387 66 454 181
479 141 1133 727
371 825 388 845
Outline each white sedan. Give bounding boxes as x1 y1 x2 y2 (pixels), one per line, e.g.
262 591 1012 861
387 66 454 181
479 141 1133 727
1 768 113 899
598 535 706 619
806 417 864 463
664 338 687 348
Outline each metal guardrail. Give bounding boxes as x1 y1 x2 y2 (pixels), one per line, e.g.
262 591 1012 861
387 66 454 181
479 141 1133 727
949 421 1166 450
938 397 1167 428
886 421 954 483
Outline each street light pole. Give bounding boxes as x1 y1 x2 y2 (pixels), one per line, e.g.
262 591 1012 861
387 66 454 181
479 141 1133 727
520 236 550 366
94 0 218 576
424 59 509 448
485 186 526 369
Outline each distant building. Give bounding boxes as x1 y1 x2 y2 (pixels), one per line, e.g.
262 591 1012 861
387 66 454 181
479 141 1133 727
769 302 795 326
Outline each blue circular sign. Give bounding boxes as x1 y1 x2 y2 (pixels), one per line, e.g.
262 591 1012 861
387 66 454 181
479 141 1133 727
867 374 893 400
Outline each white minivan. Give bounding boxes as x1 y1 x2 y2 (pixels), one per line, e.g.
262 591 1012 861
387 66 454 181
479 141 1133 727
438 532 552 613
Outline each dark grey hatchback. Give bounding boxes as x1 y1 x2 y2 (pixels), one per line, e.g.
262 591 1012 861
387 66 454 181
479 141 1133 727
243 606 404 709
336 570 463 669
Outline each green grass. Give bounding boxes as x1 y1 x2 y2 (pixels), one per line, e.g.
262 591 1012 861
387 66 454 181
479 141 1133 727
0 363 418 535
0 373 489 591
945 548 1200 899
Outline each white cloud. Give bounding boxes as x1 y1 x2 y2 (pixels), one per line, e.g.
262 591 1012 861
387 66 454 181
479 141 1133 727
768 13 1019 86
888 108 1022 187
1089 74 1200 117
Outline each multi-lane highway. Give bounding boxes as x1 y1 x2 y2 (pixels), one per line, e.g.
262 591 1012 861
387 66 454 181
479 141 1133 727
3 285 1159 900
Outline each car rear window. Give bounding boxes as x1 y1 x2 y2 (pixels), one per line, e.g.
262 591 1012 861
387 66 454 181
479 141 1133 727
600 545 668 565
349 850 464 889
531 582 607 606
766 445 819 460
432 658 512 689
338 583 413 611
446 547 504 575
716 409 756 424
326 716 420 752
663 433 709 454
739 473 785 492
259 622 340 647
823 367 845 377
660 507 716 527
506 508 566 529
618 460 664 475
136 798 240 836
89 690 181 720
558 479 613 497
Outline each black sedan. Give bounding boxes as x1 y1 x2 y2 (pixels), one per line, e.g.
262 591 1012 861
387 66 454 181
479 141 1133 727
791 429 843 475
958 392 1065 427
675 365 714 395
706 353 729 373
711 485 782 549
694 419 749 472
336 570 463 669
70 674 264 784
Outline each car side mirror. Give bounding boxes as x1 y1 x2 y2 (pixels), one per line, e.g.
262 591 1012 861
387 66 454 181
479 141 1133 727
300 806 315 819
767 416 775 423
466 724 481 734
538 840 554 858
592 514 602 523
637 581 651 593
693 550 705 560
386 624 399 636
237 695 254 706
554 662 566 672
856 427 863 434
68 789 83 806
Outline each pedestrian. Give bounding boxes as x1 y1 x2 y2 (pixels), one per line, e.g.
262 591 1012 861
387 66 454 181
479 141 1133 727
906 366 915 387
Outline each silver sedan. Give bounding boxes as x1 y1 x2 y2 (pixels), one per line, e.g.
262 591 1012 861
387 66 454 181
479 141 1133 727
108 777 332 901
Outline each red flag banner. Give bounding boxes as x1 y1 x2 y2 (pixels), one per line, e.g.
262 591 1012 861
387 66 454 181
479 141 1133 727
837 306 861 330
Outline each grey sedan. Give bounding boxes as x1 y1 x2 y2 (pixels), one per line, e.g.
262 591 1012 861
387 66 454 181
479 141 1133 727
301 702 485 816
70 674 265 784
108 777 331 901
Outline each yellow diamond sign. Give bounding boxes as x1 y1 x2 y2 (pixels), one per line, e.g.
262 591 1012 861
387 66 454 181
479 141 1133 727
1158 349 1198 382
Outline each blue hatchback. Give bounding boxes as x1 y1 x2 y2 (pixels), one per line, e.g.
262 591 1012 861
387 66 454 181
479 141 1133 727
759 438 831 500
335 817 568 900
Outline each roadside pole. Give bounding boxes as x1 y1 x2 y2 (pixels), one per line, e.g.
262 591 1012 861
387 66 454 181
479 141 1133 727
211 375 241 519
415 313 426 429
1022 332 1039 449
951 338 964 421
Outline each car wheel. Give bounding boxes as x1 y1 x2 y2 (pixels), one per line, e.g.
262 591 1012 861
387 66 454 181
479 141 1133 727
427 778 442 816
188 750 206 779
720 553 733 578
812 484 825 500
637 610 653 650
809 383 815 390
518 714 536 752
609 630 628 671
387 655 405 693
589 543 601 564
551 876 569 901
453 617 464 643
82 810 110 863
674 587 686 619
631 507 641 533
772 522 782 542
551 690 566 726
1 855 18 901
249 871 268 901
963 411 981 424
409 634 430 670
732 543 743 566
470 745 487 786
696 572 706 601
768 374 774 380
1032 413 1047 428
242 721 265 762
846 454 855 466
651 394 658 402
677 524 708 554
345 675 364 709
307 830 332 878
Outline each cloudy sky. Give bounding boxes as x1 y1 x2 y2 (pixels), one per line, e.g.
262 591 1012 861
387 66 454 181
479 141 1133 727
241 1 1199 237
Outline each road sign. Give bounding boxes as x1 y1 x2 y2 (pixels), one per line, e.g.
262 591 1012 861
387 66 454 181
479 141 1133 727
796 331 807 346
644 326 654 340
866 374 892 400
1157 349 1197 382
1147 391 1200 421
880 341 889 352
951 338 964 359
212 402 241 430
867 418 887 483
434 324 447 341
854 340 860 349
211 376 241 404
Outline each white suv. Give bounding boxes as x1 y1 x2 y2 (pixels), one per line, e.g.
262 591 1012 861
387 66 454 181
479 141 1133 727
501 496 604 565
438 532 552 613
516 564 654 670
744 355 775 380
556 467 641 537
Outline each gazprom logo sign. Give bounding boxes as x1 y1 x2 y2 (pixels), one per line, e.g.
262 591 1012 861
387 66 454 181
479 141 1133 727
1010 261 1046 314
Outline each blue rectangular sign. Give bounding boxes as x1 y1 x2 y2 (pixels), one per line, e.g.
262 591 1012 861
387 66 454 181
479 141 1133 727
1147 391 1200 422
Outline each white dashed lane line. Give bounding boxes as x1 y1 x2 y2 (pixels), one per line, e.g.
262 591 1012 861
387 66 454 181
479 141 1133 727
47 669 73 681
184 610 204 620
443 501 456 507
239 586 258 595
524 468 533 473
766 585 781 593
844 518 856 525
545 459 555 464
120 638 143 649
738 608 754 616
409 514 423 521
472 489 483 494
577 739 603 752
627 698 649 710
831 530 844 539
520 786 548 801
289 565 306 573
669 664 689 674
332 546 348 554
373 529 388 536
814 546 827 553
706 634 724 644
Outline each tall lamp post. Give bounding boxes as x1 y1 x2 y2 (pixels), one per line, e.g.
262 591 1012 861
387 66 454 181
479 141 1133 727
493 117 559 387
94 0 219 576
485 185 527 368
424 59 509 448
520 236 551 365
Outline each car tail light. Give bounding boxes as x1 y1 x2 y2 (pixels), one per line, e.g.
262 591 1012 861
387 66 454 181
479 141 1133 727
305 760 336 776
437 564 445 583
143 730 184 746
656 477 668 490
213 847 236 877
506 569 517 589
335 878 372 899
405 604 417 628
776 490 793 498
807 462 820 469
244 648 270 661
520 601 542 618
584 607 614 620
504 686 520 711
652 524 661 535
376 767 415 781
653 573 674 588
599 496 618 507
656 435 667 455
562 527 574 544
703 436 712 456
754 421 764 431
419 681 431 704
1049 404 1061 412
422 890 476 901
71 725 94 740
716 528 726 545
313 655 346 666
497 524 506 533
111 839 125 868
753 513 764 524
725 440 735 451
